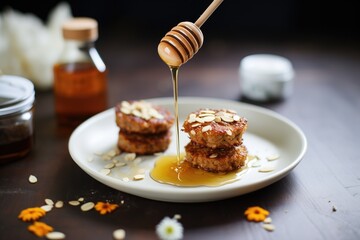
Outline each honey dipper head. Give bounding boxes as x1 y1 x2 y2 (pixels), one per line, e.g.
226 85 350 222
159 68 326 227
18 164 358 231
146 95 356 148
158 21 204 67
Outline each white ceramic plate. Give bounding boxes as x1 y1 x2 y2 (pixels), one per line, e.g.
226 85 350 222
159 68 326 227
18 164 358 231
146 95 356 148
69 97 307 202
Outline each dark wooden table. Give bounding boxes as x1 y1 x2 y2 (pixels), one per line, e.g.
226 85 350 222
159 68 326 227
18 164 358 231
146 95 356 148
1 38 360 240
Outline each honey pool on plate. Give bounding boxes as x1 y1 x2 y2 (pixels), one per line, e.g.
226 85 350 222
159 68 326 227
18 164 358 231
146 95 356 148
150 154 250 187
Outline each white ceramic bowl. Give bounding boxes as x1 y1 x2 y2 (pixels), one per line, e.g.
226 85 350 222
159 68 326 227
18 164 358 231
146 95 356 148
239 54 295 101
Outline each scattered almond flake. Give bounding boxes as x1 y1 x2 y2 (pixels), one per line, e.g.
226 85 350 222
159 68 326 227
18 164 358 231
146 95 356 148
101 155 112 161
247 155 258 160
93 151 103 156
209 153 218 158
154 152 163 156
112 159 119 164
190 130 196 135
214 116 222 122
202 116 215 122
137 168 146 174
113 154 123 159
132 109 142 117
133 174 145 181
233 115 240 121
262 223 275 231
173 214 182 220
226 129 232 136
247 155 254 160
122 177 130 182
202 125 212 132
148 107 159 116
258 166 275 172
115 162 126 167
191 123 201 128
104 163 115 169
81 202 95 212
198 113 214 117
121 101 131 108
251 161 262 168
180 127 185 131
100 168 111 175
107 149 118 157
55 201 64 208
120 107 131 115
41 205 53 212
189 113 197 118
122 101 164 120
69 200 80 206
113 229 126 240
124 153 136 161
29 175 38 184
45 199 54 206
78 197 84 202
200 110 215 114
220 111 233 117
195 117 205 123
227 109 237 114
264 217 272 223
142 111 151 120
46 231 66 240
267 154 280 161
221 115 234 123
149 108 164 119
188 118 196 123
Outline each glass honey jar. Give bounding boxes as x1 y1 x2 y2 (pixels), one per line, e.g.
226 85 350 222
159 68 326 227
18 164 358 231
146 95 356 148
53 17 108 129
0 75 35 163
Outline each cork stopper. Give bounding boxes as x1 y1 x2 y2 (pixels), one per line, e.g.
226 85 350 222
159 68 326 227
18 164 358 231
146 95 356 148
62 17 98 41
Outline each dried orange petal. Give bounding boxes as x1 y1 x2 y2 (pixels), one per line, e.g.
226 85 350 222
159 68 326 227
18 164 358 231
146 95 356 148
95 202 119 215
18 207 46 222
28 221 53 237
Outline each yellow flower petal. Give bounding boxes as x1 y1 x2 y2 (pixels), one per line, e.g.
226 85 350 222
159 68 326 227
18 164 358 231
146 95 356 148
244 206 270 222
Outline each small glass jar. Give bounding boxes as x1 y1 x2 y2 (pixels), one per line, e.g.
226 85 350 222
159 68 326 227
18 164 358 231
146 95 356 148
0 75 35 163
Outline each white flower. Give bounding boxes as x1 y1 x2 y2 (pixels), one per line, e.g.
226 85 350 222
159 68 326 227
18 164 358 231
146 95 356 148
156 216 184 240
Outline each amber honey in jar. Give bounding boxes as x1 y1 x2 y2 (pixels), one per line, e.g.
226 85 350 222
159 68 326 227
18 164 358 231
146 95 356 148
54 17 108 128
0 75 35 163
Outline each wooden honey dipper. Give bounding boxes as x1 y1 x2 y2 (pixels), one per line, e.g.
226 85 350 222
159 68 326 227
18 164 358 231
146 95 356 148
158 0 224 67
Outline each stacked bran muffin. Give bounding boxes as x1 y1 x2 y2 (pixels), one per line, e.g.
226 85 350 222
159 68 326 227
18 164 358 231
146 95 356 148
115 101 174 155
182 109 248 172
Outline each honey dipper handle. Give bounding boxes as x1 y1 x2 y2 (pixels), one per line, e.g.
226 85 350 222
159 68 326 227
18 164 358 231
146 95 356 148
195 0 224 28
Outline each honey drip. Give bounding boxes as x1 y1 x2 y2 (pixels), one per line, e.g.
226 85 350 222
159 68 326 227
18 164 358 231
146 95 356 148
150 154 249 187
170 67 181 163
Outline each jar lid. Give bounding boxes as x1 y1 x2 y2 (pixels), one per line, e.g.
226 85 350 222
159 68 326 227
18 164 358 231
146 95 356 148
240 54 294 81
62 17 98 41
0 75 35 116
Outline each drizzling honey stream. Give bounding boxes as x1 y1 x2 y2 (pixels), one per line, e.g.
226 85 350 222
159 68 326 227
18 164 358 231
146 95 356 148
151 0 225 186
157 19 204 165
170 67 181 163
